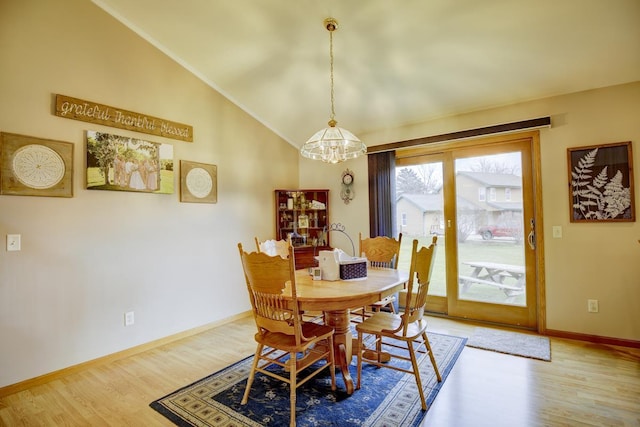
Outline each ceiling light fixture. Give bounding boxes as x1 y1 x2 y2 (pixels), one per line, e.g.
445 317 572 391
301 18 366 164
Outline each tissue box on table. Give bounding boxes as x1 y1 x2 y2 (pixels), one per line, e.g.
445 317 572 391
338 253 368 280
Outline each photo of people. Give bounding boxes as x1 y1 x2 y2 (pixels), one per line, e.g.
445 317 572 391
86 130 173 194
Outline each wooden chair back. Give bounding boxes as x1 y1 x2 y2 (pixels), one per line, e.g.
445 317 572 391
239 243 305 344
254 237 291 259
238 242 336 425
358 233 403 269
401 236 438 332
355 235 441 412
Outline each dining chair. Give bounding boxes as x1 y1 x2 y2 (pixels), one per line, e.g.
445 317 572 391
355 236 441 411
255 236 325 323
254 236 291 259
238 243 336 427
351 232 403 322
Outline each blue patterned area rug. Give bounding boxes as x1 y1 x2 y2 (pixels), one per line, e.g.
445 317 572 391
150 332 466 427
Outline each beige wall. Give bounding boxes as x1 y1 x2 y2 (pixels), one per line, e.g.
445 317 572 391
314 82 640 343
0 0 298 387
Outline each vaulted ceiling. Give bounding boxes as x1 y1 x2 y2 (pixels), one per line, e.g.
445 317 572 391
93 0 640 147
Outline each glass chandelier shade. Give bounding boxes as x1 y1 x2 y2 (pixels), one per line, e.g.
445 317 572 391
301 18 366 164
301 119 365 164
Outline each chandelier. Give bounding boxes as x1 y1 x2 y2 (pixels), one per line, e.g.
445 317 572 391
300 18 366 164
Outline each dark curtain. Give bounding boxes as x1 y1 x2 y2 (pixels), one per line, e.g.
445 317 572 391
367 151 396 238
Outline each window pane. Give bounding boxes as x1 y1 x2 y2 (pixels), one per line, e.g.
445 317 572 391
455 153 526 306
396 162 446 297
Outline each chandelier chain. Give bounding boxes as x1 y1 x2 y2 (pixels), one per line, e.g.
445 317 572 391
329 28 335 123
300 17 366 163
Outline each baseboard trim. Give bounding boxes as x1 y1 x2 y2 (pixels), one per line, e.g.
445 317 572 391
546 329 640 348
4 312 636 398
0 310 253 398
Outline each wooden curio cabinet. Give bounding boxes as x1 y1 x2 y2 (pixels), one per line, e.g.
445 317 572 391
275 189 331 269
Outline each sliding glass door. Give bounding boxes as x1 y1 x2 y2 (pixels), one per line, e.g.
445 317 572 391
396 155 449 314
396 133 539 328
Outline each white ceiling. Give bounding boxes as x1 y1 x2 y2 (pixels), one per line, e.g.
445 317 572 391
93 0 640 148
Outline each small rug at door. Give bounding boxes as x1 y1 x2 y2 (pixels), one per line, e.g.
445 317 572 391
150 332 466 427
466 327 551 361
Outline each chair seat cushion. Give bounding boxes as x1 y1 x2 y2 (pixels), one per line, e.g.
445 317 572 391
355 312 428 340
255 321 334 351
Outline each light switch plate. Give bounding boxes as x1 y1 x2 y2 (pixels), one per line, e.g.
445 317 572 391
7 234 21 251
552 226 562 238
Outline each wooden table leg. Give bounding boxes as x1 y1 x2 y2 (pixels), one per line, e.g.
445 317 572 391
324 309 354 394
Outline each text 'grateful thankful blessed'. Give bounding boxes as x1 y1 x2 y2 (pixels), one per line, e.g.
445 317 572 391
54 94 193 142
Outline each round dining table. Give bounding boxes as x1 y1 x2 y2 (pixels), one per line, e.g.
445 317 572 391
290 268 409 394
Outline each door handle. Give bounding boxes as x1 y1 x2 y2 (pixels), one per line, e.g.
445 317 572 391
527 219 536 250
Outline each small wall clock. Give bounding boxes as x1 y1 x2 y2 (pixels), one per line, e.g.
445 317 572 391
341 169 355 204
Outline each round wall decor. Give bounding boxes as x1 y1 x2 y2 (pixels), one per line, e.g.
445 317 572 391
185 167 213 198
12 144 66 189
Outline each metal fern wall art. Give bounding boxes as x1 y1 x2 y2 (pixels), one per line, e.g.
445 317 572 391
567 141 635 222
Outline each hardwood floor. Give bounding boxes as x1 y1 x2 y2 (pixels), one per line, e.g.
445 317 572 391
1 315 638 426
423 319 640 427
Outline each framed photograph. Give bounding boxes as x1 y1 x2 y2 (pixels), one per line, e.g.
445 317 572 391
567 141 634 222
1 132 73 197
86 130 174 194
297 214 309 229
180 160 217 203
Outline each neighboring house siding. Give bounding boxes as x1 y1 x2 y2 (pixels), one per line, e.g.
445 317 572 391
397 173 523 241
397 194 444 236
397 198 425 235
457 174 483 206
455 172 523 228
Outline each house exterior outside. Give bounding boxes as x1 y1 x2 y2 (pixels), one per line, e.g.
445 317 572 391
397 193 443 236
398 171 523 240
456 171 524 239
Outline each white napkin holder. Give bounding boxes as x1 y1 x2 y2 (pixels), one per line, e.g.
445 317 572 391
318 249 340 281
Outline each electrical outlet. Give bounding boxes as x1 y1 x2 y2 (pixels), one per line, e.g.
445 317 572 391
124 311 135 326
7 234 21 251
587 299 599 313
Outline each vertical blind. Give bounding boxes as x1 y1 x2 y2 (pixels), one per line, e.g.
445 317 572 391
367 151 396 238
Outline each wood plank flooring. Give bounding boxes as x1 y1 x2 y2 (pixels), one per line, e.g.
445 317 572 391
1 315 638 426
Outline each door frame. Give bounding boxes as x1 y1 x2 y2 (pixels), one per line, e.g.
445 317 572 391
396 131 546 332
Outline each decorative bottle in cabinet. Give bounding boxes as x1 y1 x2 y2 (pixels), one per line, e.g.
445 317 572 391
275 189 331 269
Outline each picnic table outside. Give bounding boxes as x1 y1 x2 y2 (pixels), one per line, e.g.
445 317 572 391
459 261 525 302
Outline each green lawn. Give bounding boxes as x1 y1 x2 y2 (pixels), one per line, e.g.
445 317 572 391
398 235 526 306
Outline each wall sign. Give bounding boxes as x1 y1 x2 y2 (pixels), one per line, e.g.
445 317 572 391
54 94 193 142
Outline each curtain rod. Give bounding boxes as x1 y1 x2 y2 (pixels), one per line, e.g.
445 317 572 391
367 116 551 154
